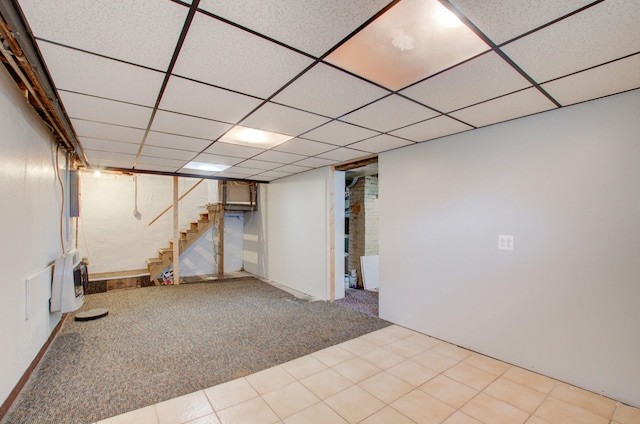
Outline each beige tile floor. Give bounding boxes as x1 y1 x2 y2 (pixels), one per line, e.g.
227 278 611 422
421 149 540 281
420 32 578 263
95 325 640 424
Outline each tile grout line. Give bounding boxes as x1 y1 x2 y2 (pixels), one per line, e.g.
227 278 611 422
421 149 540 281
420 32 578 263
527 380 560 423
385 337 535 424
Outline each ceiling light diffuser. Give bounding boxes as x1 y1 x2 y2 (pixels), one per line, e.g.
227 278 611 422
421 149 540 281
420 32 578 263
220 125 293 149
183 162 230 172
325 0 489 91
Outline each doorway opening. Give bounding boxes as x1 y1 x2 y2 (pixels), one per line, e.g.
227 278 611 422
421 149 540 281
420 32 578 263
334 157 379 317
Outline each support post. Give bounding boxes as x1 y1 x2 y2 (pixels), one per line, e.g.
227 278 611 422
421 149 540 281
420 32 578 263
217 204 225 277
172 176 180 285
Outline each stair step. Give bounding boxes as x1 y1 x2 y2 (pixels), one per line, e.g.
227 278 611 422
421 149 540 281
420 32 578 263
180 229 198 240
150 208 216 280
159 248 172 260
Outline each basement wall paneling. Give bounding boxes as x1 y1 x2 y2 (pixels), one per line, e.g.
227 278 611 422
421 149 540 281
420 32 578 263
378 89 640 407
0 64 67 405
244 167 339 300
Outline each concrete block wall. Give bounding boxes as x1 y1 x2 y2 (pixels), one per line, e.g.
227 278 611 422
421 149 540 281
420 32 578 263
347 175 379 288
364 176 379 256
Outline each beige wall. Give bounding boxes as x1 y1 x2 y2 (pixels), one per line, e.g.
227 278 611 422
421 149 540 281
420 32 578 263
379 89 640 407
244 167 338 300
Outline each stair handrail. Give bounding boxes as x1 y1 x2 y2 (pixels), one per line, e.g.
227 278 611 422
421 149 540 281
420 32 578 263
147 179 204 226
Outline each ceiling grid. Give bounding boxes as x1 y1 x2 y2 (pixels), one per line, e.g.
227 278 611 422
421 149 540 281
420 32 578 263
3 0 638 181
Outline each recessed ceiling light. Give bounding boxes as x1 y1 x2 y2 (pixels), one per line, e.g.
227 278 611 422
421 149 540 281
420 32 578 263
183 162 230 173
325 0 489 91
220 125 293 149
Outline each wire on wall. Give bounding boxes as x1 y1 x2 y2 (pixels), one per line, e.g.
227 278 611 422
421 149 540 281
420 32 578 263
54 144 66 254
133 174 141 219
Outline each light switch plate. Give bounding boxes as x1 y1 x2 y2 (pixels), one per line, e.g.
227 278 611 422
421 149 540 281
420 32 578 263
498 235 514 251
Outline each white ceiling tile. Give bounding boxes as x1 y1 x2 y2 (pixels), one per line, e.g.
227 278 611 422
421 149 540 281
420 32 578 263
177 168 216 177
348 134 415 153
72 120 146 144
240 102 331 137
85 150 136 166
271 63 389 118
38 42 164 107
159 76 262 124
136 156 187 168
294 157 338 168
19 0 188 69
87 160 134 170
501 1 640 83
250 175 278 182
256 170 294 179
205 168 242 179
340 95 438 132
191 153 245 166
303 121 379 147
325 0 489 91
449 0 594 44
276 164 313 174
449 88 557 128
146 131 211 152
236 159 281 171
223 167 264 176
400 52 531 112
198 0 390 57
273 138 336 156
59 91 152 128
140 145 196 161
251 151 307 164
214 169 256 178
205 141 265 158
79 137 140 155
542 55 640 106
317 148 368 162
389 115 473 142
135 163 183 173
151 110 232 141
173 12 314 98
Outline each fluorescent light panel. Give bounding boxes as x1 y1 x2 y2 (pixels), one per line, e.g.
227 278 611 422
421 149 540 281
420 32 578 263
183 162 230 172
220 125 293 149
325 0 489 91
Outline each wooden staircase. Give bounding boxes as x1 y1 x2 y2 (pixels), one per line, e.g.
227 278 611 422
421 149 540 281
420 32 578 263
146 204 221 281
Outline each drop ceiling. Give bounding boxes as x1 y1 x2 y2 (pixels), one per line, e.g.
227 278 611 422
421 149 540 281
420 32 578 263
7 0 640 182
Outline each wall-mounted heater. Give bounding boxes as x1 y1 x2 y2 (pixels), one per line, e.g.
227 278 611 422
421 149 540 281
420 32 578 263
50 249 85 313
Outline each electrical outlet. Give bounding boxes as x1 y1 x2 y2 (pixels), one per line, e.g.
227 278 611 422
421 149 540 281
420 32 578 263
498 235 514 251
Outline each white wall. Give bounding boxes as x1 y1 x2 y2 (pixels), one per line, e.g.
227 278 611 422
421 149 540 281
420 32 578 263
79 174 214 274
334 171 346 299
244 167 337 299
0 65 67 405
379 89 640 407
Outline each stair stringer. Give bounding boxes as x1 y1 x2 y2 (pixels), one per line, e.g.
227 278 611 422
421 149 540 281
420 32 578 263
146 204 221 281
